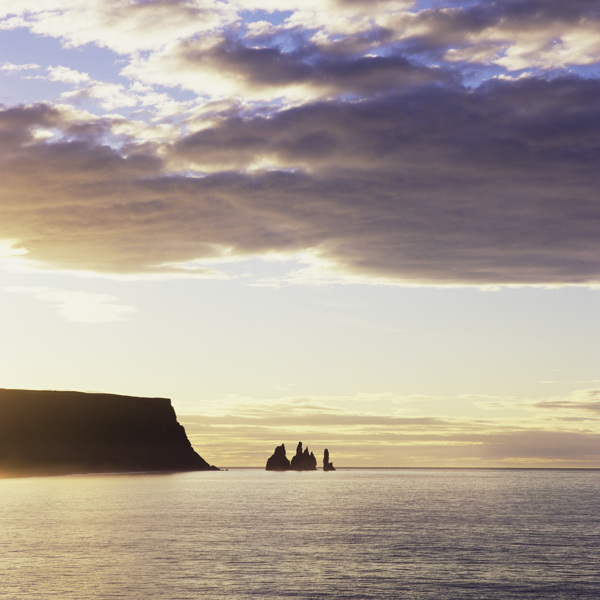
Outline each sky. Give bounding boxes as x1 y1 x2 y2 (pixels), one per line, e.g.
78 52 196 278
0 0 599 468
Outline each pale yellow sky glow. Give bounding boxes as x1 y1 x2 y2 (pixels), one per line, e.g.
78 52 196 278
1 0 599 467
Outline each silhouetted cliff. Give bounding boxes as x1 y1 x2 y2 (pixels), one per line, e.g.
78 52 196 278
0 388 217 476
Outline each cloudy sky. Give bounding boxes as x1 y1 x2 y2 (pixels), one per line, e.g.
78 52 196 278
1 0 599 467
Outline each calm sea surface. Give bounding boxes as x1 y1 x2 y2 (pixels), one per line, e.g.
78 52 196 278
1 469 598 599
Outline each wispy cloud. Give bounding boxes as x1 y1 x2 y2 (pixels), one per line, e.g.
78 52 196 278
180 390 600 467
3 286 137 323
0 61 40 73
535 390 600 414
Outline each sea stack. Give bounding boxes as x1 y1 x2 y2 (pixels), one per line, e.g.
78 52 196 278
323 448 335 471
0 388 218 477
265 443 291 470
265 441 318 470
290 441 317 471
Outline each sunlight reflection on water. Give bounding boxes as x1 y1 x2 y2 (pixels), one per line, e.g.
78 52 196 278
1 469 598 599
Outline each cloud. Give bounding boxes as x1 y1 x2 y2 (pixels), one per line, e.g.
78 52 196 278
383 0 600 71
3 286 137 322
535 390 600 415
4 1 600 84
119 6 450 104
231 39 449 91
180 391 600 466
47 65 90 85
1 0 234 55
62 81 140 111
0 2 599 286
480 430 600 462
1 69 600 286
9 1 597 113
0 61 40 73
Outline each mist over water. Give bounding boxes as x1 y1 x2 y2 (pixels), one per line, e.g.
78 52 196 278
1 469 598 599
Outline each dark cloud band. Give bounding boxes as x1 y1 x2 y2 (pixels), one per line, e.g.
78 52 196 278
1 73 600 284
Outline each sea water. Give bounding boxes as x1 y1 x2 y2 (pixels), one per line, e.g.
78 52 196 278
0 469 598 599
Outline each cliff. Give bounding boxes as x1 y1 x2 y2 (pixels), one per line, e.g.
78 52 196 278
0 388 217 476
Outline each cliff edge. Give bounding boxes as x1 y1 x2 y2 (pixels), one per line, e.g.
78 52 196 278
0 388 217 476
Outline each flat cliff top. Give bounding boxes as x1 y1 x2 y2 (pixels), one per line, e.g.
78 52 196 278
0 388 215 476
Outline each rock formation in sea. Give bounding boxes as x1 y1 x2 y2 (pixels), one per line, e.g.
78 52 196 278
265 441 315 471
265 442 334 471
323 448 335 471
265 443 292 470
290 441 317 470
0 388 218 476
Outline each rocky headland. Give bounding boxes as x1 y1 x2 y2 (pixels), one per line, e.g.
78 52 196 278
265 442 334 471
0 388 217 477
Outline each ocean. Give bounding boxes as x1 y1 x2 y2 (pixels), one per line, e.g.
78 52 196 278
1 469 598 599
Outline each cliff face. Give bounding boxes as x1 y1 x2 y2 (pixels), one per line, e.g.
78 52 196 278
0 388 216 476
